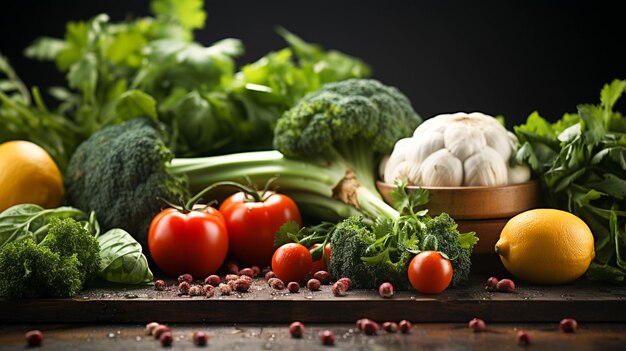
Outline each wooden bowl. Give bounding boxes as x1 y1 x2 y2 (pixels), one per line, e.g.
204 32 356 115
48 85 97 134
375 180 540 220
375 180 541 255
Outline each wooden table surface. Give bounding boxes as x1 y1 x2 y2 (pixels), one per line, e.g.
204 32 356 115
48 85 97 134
2 322 626 350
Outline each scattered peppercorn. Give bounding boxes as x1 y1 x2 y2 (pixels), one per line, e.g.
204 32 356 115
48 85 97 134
160 331 173 346
205 275 221 287
178 274 193 284
265 271 276 281
378 282 394 298
234 278 251 292
313 271 331 285
337 277 352 290
239 268 254 277
382 322 398 333
356 318 369 331
251 266 261 276
178 281 191 295
189 285 203 296
193 331 209 346
224 274 239 282
468 318 486 332
560 318 578 333
218 283 232 295
307 279 321 291
154 279 166 291
398 320 412 334
517 330 531 345
496 279 516 293
288 282 300 293
319 330 335 346
362 320 379 335
25 330 43 347
485 277 499 292
332 281 347 296
238 275 253 284
146 322 160 336
289 321 305 338
153 325 170 339
268 277 285 290
203 285 215 298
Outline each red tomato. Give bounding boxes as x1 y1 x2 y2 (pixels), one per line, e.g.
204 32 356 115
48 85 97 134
407 251 453 294
219 191 301 267
148 206 229 278
271 243 312 284
310 243 332 273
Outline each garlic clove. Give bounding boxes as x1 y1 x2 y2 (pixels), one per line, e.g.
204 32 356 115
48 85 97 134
507 164 531 184
405 131 444 165
420 149 463 186
443 122 487 162
463 147 508 186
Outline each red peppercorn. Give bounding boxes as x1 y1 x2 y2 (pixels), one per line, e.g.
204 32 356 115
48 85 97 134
178 281 190 295
362 320 379 335
289 321 305 338
382 322 398 333
560 318 578 333
265 271 276 280
468 318 486 332
205 275 221 287
356 318 369 331
25 330 43 347
307 279 321 291
496 279 515 293
226 260 239 275
319 330 335 346
337 277 352 290
268 277 285 290
485 277 499 291
234 278 251 292
160 331 173 346
153 325 170 339
193 331 209 346
251 266 261 276
178 273 193 284
239 268 255 277
378 282 394 298
398 320 412 334
313 271 331 285
288 282 300 293
517 330 531 345
154 279 166 291
332 281 347 296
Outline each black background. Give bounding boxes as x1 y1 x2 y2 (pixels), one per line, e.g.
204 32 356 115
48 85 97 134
1 0 624 125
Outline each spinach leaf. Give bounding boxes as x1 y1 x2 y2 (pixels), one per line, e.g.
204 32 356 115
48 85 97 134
97 228 153 284
0 204 91 247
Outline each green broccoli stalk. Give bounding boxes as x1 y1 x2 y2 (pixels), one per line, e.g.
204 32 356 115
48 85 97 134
66 79 421 246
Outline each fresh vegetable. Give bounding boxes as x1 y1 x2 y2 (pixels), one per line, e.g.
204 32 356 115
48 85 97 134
42 217 101 285
219 187 301 267
513 79 626 282
329 210 475 290
97 228 153 284
407 251 453 294
0 140 64 212
66 78 419 245
383 112 530 186
148 205 229 278
0 204 152 290
496 209 594 284
271 243 313 284
1 0 369 168
0 217 99 299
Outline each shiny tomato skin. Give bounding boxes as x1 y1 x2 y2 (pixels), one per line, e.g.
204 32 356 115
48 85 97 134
219 191 301 267
310 243 332 273
407 251 453 294
148 207 229 278
272 243 313 284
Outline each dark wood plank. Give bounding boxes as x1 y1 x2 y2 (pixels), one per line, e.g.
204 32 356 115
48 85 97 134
1 275 625 324
2 323 626 351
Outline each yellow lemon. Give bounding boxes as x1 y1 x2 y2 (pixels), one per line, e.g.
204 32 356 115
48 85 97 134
0 140 64 212
495 208 594 285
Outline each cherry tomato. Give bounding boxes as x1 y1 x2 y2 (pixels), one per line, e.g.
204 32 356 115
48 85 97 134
310 243 332 273
407 251 453 294
219 191 301 267
148 206 229 278
272 243 312 284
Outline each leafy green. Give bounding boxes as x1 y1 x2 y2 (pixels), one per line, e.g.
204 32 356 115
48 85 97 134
514 79 626 283
97 229 153 284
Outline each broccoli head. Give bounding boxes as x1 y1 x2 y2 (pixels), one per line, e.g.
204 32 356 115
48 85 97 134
0 239 82 299
65 118 189 247
274 79 421 157
424 213 474 287
42 217 101 285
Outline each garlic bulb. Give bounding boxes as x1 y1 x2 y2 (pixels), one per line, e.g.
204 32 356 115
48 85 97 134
383 112 531 187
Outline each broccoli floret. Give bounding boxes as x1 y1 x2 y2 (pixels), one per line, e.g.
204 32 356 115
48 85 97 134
0 239 82 299
424 213 473 287
41 218 101 285
329 216 413 290
65 118 189 247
